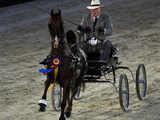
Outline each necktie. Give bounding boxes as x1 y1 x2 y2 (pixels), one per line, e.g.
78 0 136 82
93 17 97 33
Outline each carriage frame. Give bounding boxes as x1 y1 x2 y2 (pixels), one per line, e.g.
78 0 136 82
51 48 147 112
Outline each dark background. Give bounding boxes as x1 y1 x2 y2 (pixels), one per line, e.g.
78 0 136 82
0 0 34 7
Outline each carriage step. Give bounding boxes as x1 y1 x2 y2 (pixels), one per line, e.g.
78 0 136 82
83 76 100 79
84 79 112 83
88 60 108 64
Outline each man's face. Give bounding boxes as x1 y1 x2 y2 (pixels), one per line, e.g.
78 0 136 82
90 8 101 17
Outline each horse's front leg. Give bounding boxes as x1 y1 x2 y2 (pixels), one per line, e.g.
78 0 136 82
59 86 69 120
38 75 51 112
65 86 78 118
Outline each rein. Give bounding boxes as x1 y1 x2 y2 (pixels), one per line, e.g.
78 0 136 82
63 18 79 26
31 4 79 26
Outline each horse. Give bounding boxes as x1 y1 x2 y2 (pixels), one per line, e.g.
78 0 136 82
38 9 86 120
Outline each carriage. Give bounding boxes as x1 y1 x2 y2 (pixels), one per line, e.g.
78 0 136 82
38 10 147 120
47 35 147 112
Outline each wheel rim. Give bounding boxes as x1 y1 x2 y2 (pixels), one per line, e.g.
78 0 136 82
51 83 61 111
119 74 129 111
136 64 147 100
139 67 146 97
74 87 81 100
122 76 129 108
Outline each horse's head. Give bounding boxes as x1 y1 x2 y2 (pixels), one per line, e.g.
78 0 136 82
48 9 64 49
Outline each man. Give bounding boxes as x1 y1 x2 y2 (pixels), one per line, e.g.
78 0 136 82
77 0 116 62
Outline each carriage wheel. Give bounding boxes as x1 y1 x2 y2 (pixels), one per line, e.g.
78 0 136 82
136 64 147 100
51 83 62 111
119 74 129 112
74 87 81 100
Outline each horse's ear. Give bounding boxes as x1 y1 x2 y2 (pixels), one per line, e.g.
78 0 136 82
51 9 54 17
58 9 61 15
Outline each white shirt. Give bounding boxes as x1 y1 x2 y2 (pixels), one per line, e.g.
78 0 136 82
92 16 99 22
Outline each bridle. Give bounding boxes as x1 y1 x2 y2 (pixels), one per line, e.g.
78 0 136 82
49 21 64 49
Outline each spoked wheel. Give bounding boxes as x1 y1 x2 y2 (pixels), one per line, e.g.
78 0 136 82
119 74 129 112
51 83 62 111
74 87 81 100
136 64 147 100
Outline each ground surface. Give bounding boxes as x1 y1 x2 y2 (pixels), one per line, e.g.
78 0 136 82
0 0 160 120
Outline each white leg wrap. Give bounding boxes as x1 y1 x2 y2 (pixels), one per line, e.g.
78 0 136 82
39 99 47 106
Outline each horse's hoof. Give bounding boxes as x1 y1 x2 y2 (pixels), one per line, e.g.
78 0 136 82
38 103 46 112
65 111 71 118
59 116 65 120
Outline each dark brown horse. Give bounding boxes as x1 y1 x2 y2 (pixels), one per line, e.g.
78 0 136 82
38 9 86 120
